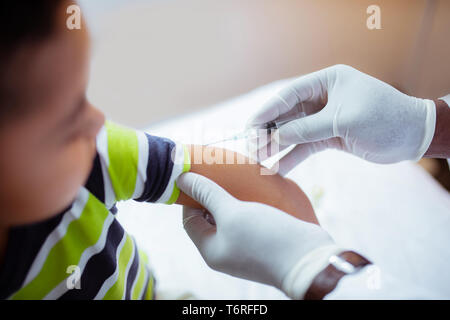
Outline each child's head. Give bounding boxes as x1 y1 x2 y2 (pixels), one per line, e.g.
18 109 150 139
0 1 105 227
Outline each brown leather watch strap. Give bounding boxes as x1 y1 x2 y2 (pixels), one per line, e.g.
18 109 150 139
304 251 372 300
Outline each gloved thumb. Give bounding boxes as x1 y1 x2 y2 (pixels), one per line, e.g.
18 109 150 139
272 140 334 176
182 206 216 251
276 109 335 145
176 172 236 224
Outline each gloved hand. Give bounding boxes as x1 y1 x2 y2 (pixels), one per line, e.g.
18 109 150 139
177 172 344 299
247 64 436 175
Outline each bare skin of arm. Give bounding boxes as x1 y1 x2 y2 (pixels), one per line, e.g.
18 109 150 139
176 145 319 225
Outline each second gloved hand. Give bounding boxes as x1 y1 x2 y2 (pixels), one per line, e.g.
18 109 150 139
177 172 343 299
247 64 436 174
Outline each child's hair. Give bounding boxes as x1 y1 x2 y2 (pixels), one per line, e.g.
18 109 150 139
0 1 65 125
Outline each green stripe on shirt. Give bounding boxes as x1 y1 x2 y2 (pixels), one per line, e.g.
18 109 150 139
131 257 146 299
144 276 154 300
105 121 139 201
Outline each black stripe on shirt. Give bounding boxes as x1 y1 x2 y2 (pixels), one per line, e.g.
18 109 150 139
135 133 175 203
84 153 119 215
58 219 125 300
124 239 140 300
84 153 105 203
141 268 150 300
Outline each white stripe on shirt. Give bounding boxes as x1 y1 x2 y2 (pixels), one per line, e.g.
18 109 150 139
132 130 149 200
156 142 185 203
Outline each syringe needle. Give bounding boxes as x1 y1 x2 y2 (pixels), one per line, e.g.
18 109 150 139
205 130 254 146
204 138 230 146
204 112 307 146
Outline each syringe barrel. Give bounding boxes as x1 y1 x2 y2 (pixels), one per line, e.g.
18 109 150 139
264 112 307 130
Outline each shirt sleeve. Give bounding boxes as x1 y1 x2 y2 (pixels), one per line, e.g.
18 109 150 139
90 120 190 209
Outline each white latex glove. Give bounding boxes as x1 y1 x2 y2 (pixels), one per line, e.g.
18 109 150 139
247 64 436 174
176 172 344 299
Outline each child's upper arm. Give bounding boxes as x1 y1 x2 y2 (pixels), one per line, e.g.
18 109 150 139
175 145 319 224
87 120 190 209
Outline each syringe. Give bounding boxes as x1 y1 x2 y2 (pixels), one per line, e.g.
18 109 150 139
205 112 306 146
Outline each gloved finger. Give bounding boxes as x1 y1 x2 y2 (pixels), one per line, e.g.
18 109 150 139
246 130 271 154
182 206 216 252
276 108 335 145
246 70 328 128
246 93 298 129
177 172 236 224
248 140 291 163
271 140 336 176
246 132 289 162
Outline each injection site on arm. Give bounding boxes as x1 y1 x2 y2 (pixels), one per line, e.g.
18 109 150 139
175 145 319 225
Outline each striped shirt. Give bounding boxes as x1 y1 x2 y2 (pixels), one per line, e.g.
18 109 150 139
0 121 190 299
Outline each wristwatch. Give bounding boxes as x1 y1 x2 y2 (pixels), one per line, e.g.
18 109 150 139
304 251 372 300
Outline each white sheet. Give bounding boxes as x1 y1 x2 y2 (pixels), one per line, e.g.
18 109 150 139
115 80 450 299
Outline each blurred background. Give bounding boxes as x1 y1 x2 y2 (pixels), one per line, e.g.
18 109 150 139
79 0 450 128
72 1 450 298
78 0 450 189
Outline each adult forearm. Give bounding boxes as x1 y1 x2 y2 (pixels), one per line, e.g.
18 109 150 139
424 99 450 158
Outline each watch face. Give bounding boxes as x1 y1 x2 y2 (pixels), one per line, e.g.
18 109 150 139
305 251 372 300
329 254 356 274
